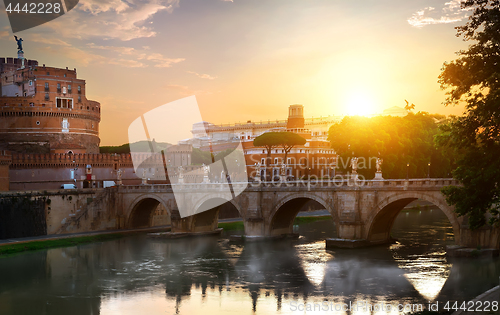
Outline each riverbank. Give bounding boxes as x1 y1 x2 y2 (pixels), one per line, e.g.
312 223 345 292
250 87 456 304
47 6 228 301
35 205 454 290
0 225 171 256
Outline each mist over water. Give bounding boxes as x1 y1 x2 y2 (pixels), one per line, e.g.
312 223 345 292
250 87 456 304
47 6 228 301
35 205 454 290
0 207 499 315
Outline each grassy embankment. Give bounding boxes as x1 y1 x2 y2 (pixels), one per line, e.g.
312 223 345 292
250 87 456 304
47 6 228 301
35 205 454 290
0 233 125 256
217 215 332 231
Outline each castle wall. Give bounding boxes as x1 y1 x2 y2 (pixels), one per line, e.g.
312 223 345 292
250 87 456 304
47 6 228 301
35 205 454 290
9 153 142 190
0 151 11 191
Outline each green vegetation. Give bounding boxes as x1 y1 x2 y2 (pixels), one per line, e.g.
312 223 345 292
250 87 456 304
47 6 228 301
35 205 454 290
293 215 331 224
436 0 500 229
0 233 125 256
191 147 236 165
328 113 453 179
218 216 332 231
100 140 171 154
218 221 244 231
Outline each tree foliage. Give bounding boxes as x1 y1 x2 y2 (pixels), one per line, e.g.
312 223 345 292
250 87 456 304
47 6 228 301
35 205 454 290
437 0 500 229
253 131 306 162
253 131 306 179
328 113 453 179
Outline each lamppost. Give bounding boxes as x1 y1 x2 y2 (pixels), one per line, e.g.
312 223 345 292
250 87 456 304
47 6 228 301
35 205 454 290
406 163 409 180
428 162 431 178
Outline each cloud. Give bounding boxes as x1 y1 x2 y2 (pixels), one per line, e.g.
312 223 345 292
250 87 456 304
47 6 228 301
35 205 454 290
38 45 105 66
86 44 185 67
44 0 181 41
187 71 217 80
0 31 9 39
108 58 147 68
146 53 185 68
164 84 211 96
87 43 139 55
408 0 469 28
30 37 72 46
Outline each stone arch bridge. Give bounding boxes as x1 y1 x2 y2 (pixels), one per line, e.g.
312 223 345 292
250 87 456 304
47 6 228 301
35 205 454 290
116 179 499 249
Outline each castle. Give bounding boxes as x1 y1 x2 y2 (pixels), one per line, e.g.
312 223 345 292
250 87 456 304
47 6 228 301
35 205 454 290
0 57 100 154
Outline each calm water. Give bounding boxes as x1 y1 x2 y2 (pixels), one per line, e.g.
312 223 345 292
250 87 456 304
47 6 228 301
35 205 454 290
1 207 499 315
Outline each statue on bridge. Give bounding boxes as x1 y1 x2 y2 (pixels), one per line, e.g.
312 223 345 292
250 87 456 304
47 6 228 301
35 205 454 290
254 162 261 182
376 158 383 173
351 157 358 173
116 169 122 185
280 163 287 176
375 158 384 180
202 164 210 183
177 166 184 184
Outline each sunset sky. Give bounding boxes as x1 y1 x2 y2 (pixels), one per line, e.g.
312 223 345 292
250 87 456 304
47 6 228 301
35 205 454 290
0 0 470 145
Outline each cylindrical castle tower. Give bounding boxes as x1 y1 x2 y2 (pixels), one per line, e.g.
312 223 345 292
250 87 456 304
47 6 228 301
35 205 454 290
0 56 101 154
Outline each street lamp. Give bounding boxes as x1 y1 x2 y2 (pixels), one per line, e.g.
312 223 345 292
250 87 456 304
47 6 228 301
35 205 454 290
428 162 431 178
406 163 409 180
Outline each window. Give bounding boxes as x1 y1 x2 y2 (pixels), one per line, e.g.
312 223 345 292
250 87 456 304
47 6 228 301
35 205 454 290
56 98 73 109
57 83 61 93
78 85 81 93
41 104 45 107
64 74 67 77
45 93 49 101
68 85 72 93
287 158 291 165
44 82 49 91
29 80 33 86
46 72 49 75
29 102 34 107
78 95 81 103
36 121 40 125
261 158 265 165
274 158 278 165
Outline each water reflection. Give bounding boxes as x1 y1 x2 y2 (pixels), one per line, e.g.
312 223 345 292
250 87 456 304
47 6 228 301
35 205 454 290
0 208 499 315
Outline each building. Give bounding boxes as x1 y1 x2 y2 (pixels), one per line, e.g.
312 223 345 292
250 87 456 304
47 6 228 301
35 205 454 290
0 52 101 154
188 104 340 180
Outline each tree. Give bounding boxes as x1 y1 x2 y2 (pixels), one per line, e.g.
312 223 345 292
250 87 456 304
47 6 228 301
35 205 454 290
328 113 452 179
253 131 306 179
278 132 307 163
437 0 500 229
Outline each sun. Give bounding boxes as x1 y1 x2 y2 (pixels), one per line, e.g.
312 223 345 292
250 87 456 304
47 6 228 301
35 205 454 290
345 92 377 116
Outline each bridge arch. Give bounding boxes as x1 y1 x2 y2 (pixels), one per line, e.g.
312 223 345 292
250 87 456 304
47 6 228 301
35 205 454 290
126 194 170 229
269 193 338 236
365 191 460 244
191 196 241 232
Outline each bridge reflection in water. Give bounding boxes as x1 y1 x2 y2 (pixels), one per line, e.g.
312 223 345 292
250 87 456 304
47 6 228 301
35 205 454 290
1 207 500 315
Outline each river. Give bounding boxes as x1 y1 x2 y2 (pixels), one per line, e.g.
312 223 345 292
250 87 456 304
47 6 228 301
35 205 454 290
0 206 499 315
